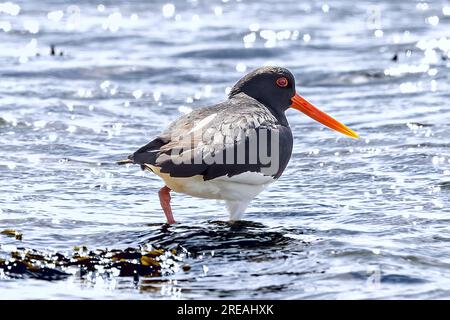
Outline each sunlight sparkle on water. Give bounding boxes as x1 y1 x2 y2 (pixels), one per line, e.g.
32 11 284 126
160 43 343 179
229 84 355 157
277 30 291 41
214 6 222 16
0 2 20 16
18 38 38 63
444 6 450 15
178 106 192 114
162 3 175 18
100 80 111 90
374 29 383 38
236 62 247 72
384 64 429 77
0 21 11 32
243 32 256 47
23 20 39 34
153 91 161 101
430 79 437 91
103 12 123 32
47 10 64 22
426 16 439 26
249 23 260 32
132 89 143 99
416 3 429 11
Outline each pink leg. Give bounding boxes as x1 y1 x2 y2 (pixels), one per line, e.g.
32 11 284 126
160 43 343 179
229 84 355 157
158 186 176 224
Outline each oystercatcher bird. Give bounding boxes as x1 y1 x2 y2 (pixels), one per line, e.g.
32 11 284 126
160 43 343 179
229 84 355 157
119 67 358 224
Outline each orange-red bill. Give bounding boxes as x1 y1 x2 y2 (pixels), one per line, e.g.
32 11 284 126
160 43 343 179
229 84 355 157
290 93 359 139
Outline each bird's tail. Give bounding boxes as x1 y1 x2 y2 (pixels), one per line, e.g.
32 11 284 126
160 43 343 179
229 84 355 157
116 156 153 172
116 158 134 165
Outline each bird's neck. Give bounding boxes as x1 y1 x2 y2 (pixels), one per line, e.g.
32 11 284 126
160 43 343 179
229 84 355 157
231 92 290 127
267 106 289 127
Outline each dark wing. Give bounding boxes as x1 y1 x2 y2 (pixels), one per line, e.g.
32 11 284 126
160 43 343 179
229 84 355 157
125 93 292 180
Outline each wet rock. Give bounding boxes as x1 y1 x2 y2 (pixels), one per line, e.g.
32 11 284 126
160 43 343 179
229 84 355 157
1 229 22 240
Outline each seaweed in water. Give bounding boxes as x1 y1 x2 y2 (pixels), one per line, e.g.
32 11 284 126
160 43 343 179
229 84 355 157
0 246 183 281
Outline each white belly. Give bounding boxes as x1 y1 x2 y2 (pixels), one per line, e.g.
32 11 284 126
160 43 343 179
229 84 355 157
147 165 275 201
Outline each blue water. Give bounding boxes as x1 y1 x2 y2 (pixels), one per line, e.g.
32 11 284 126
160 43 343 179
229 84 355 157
1 0 450 299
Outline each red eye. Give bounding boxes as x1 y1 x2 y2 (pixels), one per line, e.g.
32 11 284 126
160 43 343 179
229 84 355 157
276 77 288 87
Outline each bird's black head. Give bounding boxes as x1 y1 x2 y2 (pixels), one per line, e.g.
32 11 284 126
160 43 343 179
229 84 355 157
228 66 359 139
229 66 296 112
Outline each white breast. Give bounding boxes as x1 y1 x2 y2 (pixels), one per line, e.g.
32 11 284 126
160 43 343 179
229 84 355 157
147 165 275 201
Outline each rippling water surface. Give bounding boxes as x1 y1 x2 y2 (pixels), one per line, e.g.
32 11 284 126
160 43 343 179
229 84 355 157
1 0 450 299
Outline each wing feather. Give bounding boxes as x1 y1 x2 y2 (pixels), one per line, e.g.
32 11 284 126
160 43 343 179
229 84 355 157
128 93 287 179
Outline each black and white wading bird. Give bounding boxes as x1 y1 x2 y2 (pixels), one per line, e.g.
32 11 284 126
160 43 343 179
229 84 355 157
118 67 359 224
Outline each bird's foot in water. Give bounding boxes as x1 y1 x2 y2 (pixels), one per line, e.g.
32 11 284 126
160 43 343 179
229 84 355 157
158 186 176 224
